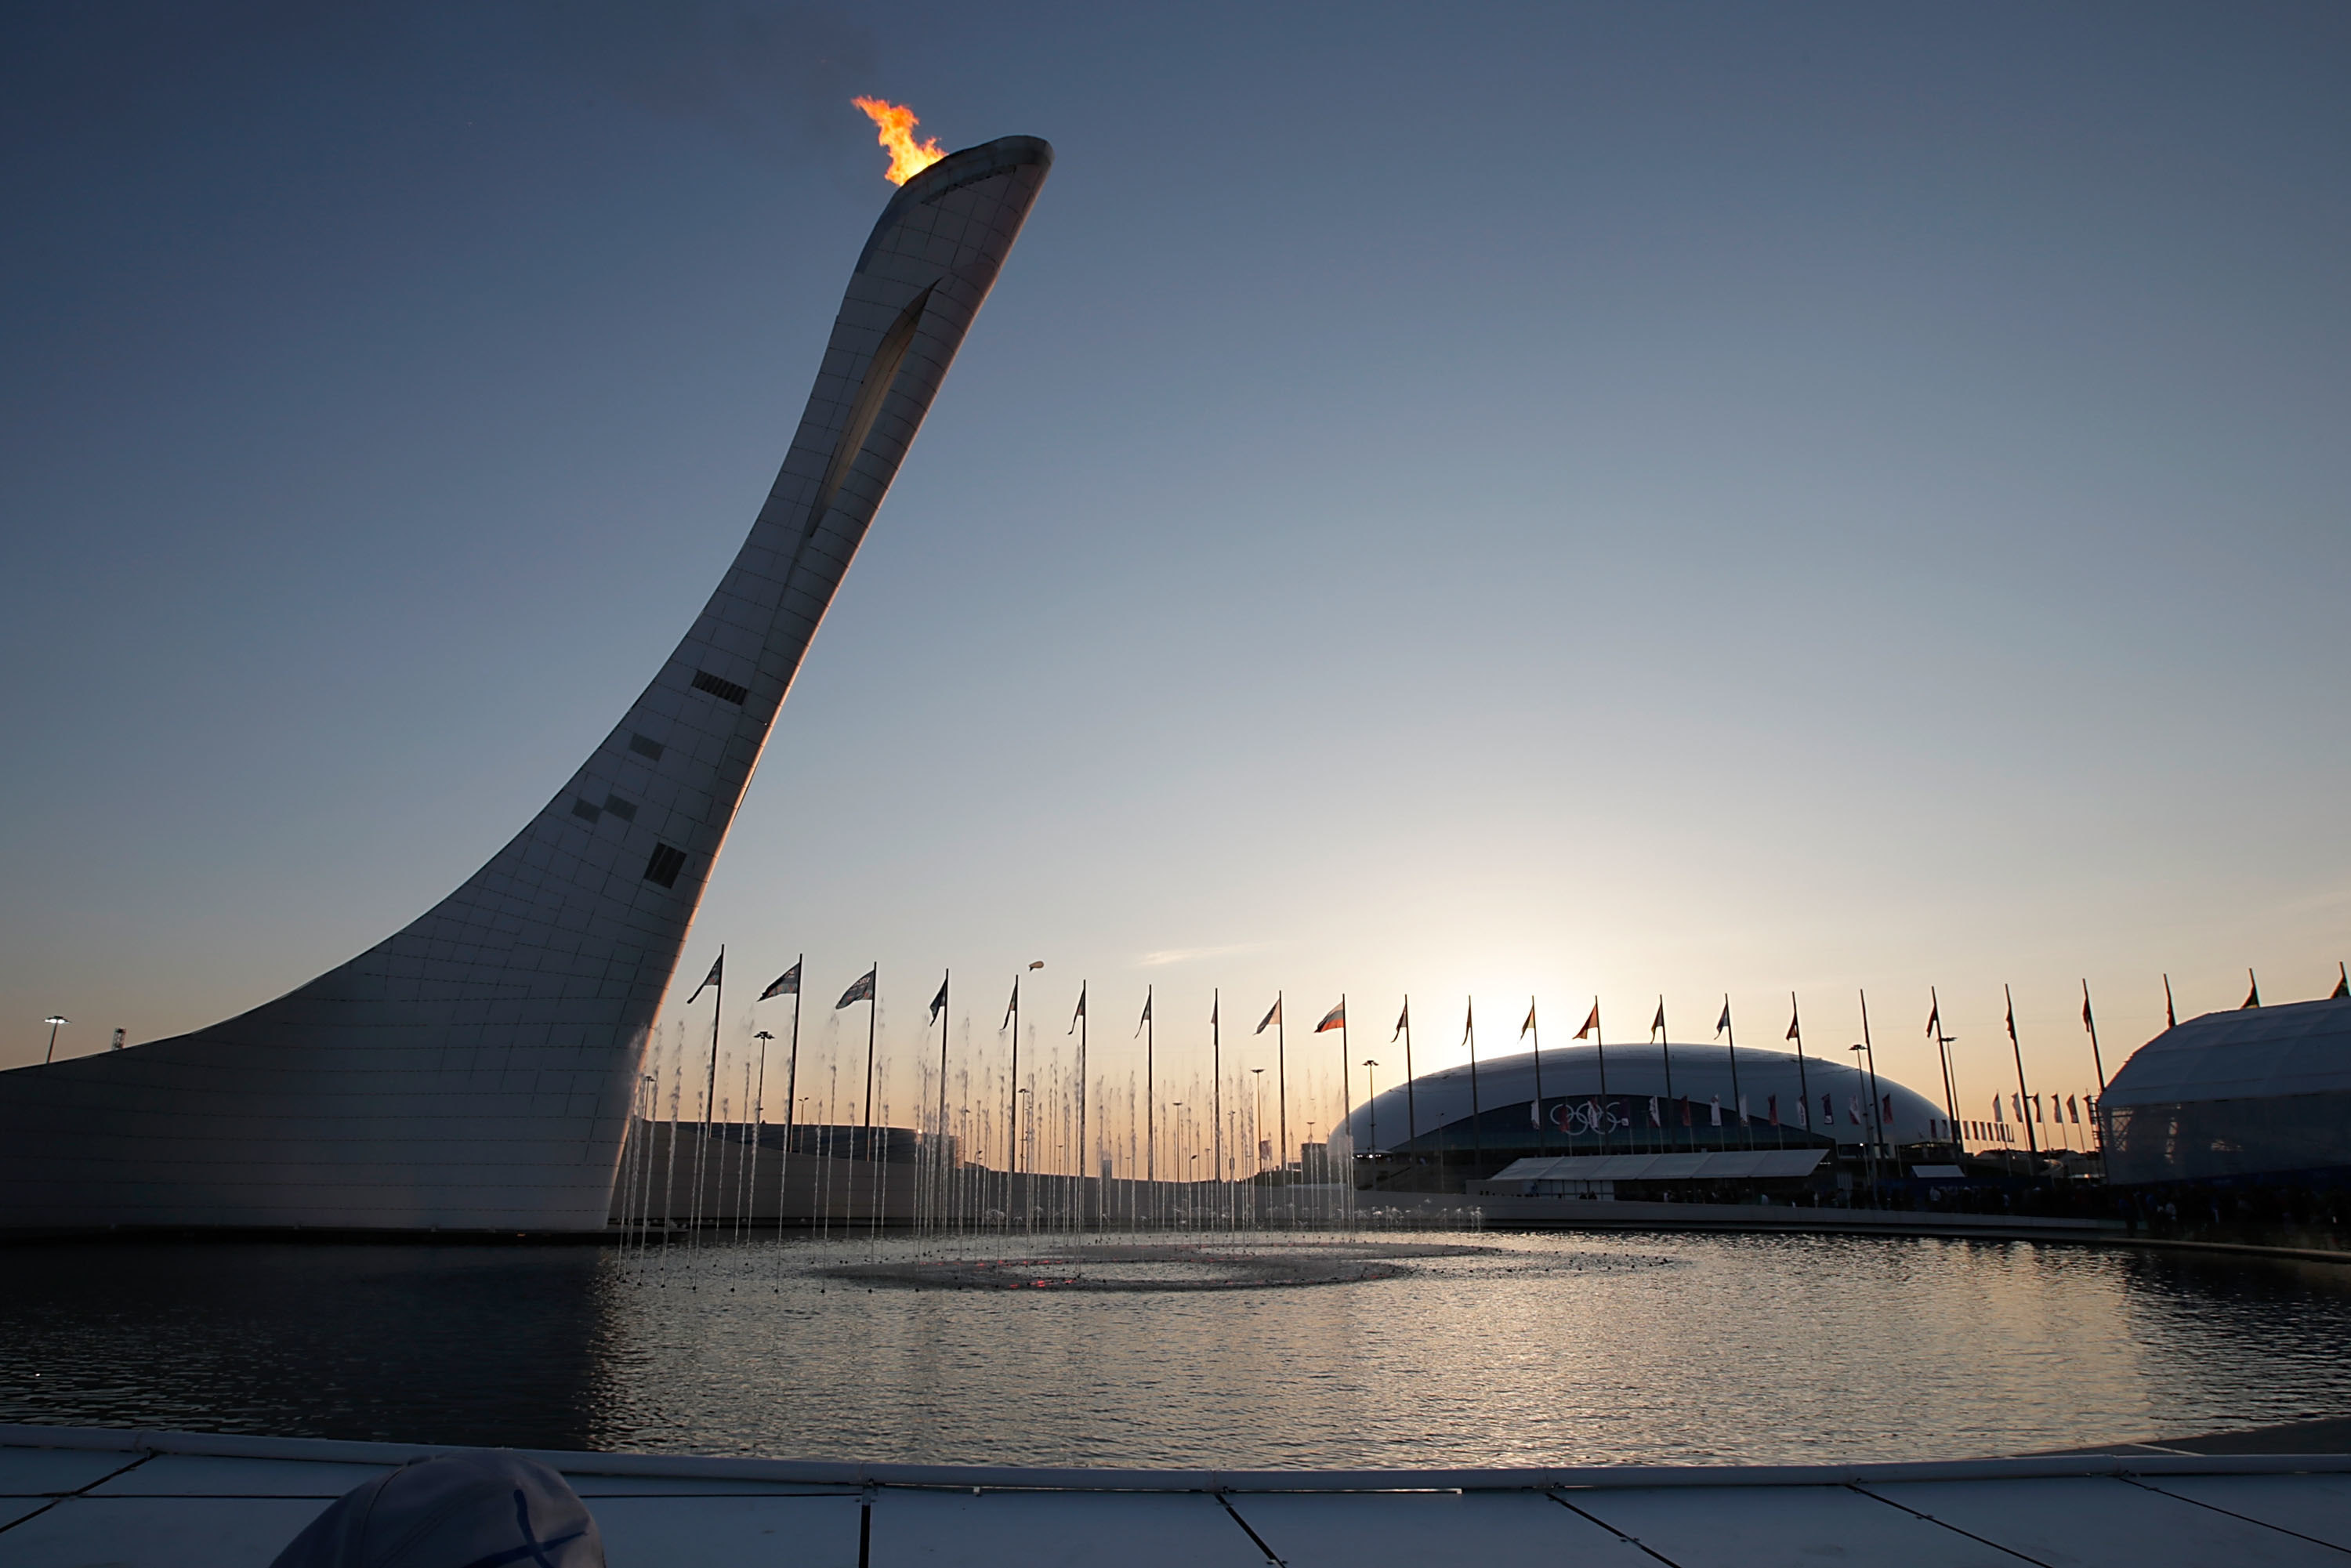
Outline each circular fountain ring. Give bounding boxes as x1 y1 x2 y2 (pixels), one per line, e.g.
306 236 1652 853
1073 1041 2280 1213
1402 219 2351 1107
825 1242 1493 1293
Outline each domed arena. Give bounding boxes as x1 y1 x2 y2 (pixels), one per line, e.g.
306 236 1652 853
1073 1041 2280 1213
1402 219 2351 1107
1346 1041 1951 1191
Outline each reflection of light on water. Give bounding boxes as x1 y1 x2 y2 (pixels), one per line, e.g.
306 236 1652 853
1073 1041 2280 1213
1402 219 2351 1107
605 1230 2351 1468
5 1233 2351 1467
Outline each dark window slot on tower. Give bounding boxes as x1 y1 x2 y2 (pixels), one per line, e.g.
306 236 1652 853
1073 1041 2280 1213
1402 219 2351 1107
628 733 665 761
643 843 687 888
602 795 637 823
691 670 749 705
571 798 603 824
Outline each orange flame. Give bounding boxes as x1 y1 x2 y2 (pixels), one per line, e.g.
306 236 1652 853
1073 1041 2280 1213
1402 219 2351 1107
852 96 945 186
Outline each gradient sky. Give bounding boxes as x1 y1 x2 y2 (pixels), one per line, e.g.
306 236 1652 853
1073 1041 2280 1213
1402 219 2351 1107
3 2 2346 1139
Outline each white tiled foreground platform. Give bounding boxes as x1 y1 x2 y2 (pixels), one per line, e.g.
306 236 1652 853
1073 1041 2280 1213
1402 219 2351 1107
4 1425 2349 1568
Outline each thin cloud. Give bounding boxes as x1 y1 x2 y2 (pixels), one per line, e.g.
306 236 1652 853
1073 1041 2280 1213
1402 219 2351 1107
1137 942 1271 969
2277 882 2351 918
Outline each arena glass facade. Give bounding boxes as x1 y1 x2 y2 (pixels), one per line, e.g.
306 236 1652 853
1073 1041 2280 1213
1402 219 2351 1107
1346 1042 1950 1179
2101 997 2351 1186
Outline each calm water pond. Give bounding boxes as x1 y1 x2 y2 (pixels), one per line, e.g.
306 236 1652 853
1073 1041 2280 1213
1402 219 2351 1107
4 1230 2349 1467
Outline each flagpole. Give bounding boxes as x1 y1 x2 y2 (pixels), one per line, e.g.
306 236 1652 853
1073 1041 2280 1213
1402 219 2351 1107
1400 999 1418 1190
860 963 878 1138
1858 988 1884 1204
1078 983 1089 1229
926 969 945 1222
2162 973 2177 1030
1213 992 1232 1222
1275 990 1287 1192
1590 998 1607 1153
2081 980 2107 1092
1657 998 1675 1153
1211 990 1223 1221
1937 1012 1957 1157
1788 993 1813 1153
781 956 802 1240
1527 998 1545 1157
2081 980 2106 1163
1145 983 1155 1189
1722 995 1745 1150
694 945 724 1241
1337 994 1349 1210
865 965 885 1238
1464 998 1481 1184
1009 975 1020 1233
1930 988 1960 1157
2005 983 2038 1161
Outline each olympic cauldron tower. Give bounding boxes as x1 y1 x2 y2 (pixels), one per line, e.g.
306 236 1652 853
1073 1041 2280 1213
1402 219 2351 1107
0 136 1052 1233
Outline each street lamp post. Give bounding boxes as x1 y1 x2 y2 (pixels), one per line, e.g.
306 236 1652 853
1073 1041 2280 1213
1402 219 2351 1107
1856 989 1886 1196
1249 1069 1266 1174
43 1016 67 1064
1168 1102 1184 1233
1850 1042 1884 1206
744 1030 774 1240
1016 1085 1034 1232
1249 1066 1266 1229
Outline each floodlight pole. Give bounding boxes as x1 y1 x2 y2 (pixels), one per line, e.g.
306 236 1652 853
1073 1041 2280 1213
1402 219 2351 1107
1250 1069 1266 1175
747 1030 773 1239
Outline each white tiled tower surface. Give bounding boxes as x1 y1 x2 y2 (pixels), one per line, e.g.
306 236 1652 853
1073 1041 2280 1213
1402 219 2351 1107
0 137 1053 1233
